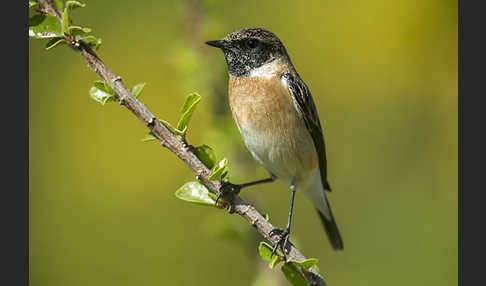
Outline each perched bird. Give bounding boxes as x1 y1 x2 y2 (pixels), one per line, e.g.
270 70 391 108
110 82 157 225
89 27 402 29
206 28 343 254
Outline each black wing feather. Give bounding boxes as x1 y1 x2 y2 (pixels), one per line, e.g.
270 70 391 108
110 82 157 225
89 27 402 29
283 72 332 191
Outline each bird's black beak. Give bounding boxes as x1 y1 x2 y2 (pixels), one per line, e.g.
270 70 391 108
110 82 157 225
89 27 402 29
205 40 226 49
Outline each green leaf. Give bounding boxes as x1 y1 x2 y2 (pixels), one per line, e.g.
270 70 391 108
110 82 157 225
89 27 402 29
83 35 102 50
103 82 115 95
193 145 216 169
289 258 319 271
176 92 201 133
258 242 274 262
208 158 228 181
259 242 283 268
281 263 307 286
142 118 186 142
175 181 216 206
68 25 91 35
45 37 66 50
180 92 201 114
65 0 86 9
142 132 157 142
159 119 184 136
29 14 63 38
269 255 282 269
29 1 39 15
53 0 64 11
220 169 229 181
61 1 87 35
147 93 201 140
89 80 115 105
264 213 270 221
258 241 284 267
61 7 70 35
131 83 146 98
207 190 218 201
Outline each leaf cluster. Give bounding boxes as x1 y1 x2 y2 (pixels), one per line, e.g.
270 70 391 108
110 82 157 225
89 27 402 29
89 80 145 105
258 242 320 286
91 89 229 206
29 0 102 50
140 93 230 184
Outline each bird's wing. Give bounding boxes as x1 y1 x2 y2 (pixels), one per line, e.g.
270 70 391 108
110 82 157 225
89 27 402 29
283 71 332 191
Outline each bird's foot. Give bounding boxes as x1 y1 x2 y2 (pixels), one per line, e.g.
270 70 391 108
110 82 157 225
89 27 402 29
269 227 291 257
215 182 242 211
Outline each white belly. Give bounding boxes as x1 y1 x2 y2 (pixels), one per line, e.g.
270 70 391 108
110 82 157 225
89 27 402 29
240 121 314 181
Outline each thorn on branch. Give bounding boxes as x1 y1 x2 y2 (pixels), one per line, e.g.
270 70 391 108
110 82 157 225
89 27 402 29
181 141 193 154
71 35 83 48
194 170 205 182
147 117 156 127
111 76 121 83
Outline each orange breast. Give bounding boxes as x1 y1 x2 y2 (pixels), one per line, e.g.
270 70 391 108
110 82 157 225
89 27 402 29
229 76 297 133
228 74 318 176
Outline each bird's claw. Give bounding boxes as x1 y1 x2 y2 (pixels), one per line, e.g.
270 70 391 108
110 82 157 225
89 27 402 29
269 227 290 257
215 182 242 207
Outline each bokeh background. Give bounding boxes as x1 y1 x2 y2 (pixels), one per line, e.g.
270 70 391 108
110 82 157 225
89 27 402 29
29 0 457 285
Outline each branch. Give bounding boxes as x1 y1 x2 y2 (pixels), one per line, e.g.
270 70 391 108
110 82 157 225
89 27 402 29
36 1 328 285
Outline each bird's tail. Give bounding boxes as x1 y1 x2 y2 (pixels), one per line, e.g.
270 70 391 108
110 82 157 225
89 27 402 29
315 199 344 250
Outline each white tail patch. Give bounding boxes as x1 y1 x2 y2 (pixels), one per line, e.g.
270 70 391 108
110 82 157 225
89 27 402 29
300 169 332 220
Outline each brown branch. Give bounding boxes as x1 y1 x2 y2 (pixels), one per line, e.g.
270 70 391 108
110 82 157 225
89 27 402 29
36 1 328 285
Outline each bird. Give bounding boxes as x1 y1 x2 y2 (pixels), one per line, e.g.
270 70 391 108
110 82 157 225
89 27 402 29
205 27 343 254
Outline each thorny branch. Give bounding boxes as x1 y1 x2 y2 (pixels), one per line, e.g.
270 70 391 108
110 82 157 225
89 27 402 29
36 1 328 285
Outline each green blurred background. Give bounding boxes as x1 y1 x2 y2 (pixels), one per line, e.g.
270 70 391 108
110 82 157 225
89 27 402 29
29 0 457 285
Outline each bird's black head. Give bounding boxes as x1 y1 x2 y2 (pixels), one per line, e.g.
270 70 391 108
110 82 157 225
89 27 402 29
206 28 289 77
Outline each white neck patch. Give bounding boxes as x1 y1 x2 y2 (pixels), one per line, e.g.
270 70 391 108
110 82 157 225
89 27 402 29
249 59 282 79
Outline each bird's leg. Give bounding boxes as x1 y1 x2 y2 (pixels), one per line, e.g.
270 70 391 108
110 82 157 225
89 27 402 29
270 184 296 257
215 176 275 205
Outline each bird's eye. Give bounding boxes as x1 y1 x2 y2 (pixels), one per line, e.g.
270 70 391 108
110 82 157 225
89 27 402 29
246 39 258 49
